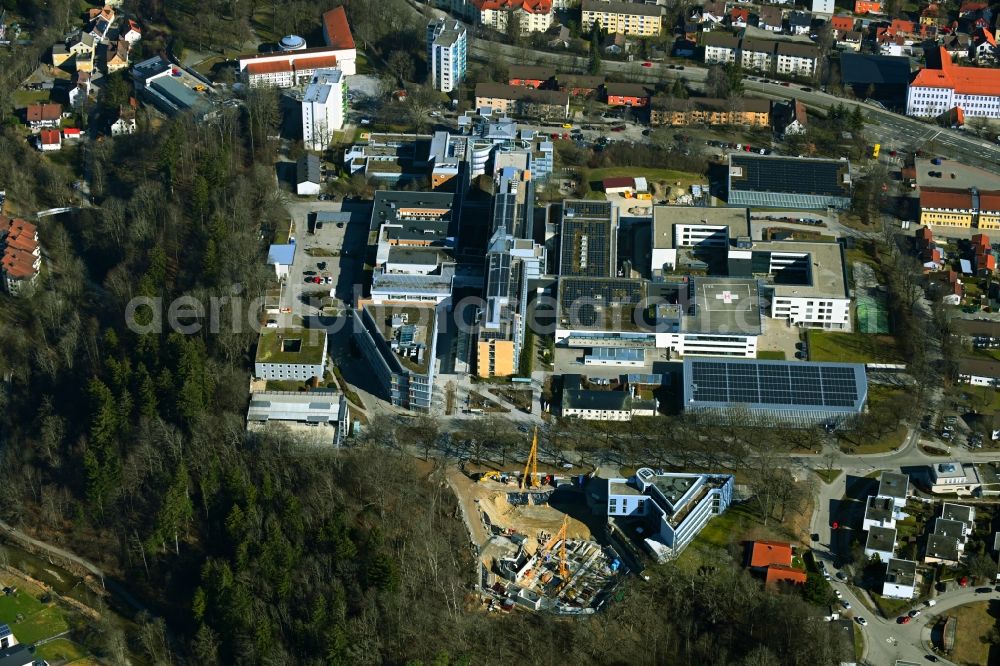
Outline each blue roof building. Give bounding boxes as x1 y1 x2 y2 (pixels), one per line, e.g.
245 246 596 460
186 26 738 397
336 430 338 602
267 243 296 278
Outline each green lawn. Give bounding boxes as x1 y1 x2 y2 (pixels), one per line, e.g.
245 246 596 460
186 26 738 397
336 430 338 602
950 601 997 666
840 424 907 454
34 638 88 662
273 218 292 245
11 90 50 108
0 591 69 645
758 350 787 360
807 330 903 364
960 384 1000 415
814 469 843 484
871 592 912 618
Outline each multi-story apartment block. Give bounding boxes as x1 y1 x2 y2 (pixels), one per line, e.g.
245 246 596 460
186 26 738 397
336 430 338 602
775 42 819 76
475 0 554 35
907 46 1000 118
650 97 771 127
606 468 734 560
474 82 569 118
581 0 662 36
427 19 467 93
703 31 739 64
301 68 345 151
919 187 1000 228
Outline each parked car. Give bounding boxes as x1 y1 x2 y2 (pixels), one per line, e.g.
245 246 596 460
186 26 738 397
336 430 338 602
897 616 911 624
834 589 842 599
801 87 813 92
841 600 851 609
975 587 993 593
909 609 921 617
856 617 867 626
641 61 652 67
836 571 848 581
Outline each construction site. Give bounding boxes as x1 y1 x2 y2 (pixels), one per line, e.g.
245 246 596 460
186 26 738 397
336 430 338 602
453 429 630 615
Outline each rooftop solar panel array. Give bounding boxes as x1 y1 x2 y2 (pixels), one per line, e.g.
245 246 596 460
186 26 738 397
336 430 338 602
730 155 849 197
688 360 861 408
559 278 644 328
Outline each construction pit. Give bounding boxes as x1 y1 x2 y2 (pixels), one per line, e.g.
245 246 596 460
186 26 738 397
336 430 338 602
460 471 628 616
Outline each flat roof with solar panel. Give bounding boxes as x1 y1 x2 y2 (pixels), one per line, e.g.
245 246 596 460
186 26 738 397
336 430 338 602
560 199 618 277
727 154 853 209
558 277 646 331
683 358 868 424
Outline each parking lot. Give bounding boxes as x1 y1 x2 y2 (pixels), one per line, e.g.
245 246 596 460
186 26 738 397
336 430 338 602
279 200 372 326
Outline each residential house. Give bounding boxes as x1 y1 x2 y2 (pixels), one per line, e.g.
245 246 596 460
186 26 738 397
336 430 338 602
25 103 62 130
603 82 652 107
475 0 554 35
110 103 137 135
88 4 116 42
864 525 897 562
1 216 41 295
924 510 973 564
974 28 997 61
508 65 555 88
700 0 727 27
51 43 71 67
788 11 812 36
69 70 91 108
772 98 807 135
878 471 910 508
296 153 322 196
830 15 855 36
581 0 663 37
757 6 783 32
650 96 771 127
960 1 989 16
917 186 1000 228
693 0 726 26
106 39 130 73
838 30 863 51
943 33 971 61
854 0 881 13
68 32 96 72
474 82 570 118
121 18 141 44
730 7 749 28
62 127 81 141
36 129 61 152
921 3 944 26
863 495 899 531
703 31 739 64
882 558 917 599
777 42 819 76
748 540 807 585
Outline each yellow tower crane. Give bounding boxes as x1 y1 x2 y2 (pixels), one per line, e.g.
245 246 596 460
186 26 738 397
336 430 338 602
520 426 539 489
523 515 570 588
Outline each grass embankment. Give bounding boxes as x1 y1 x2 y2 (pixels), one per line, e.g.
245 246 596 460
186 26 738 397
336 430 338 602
949 601 998 666
807 330 903 364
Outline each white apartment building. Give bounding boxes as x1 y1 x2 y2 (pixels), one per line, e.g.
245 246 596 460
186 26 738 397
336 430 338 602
427 19 467 93
607 469 734 561
907 47 1000 118
301 68 345 152
703 33 739 64
811 0 834 15
775 42 819 76
740 39 773 71
864 525 897 562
